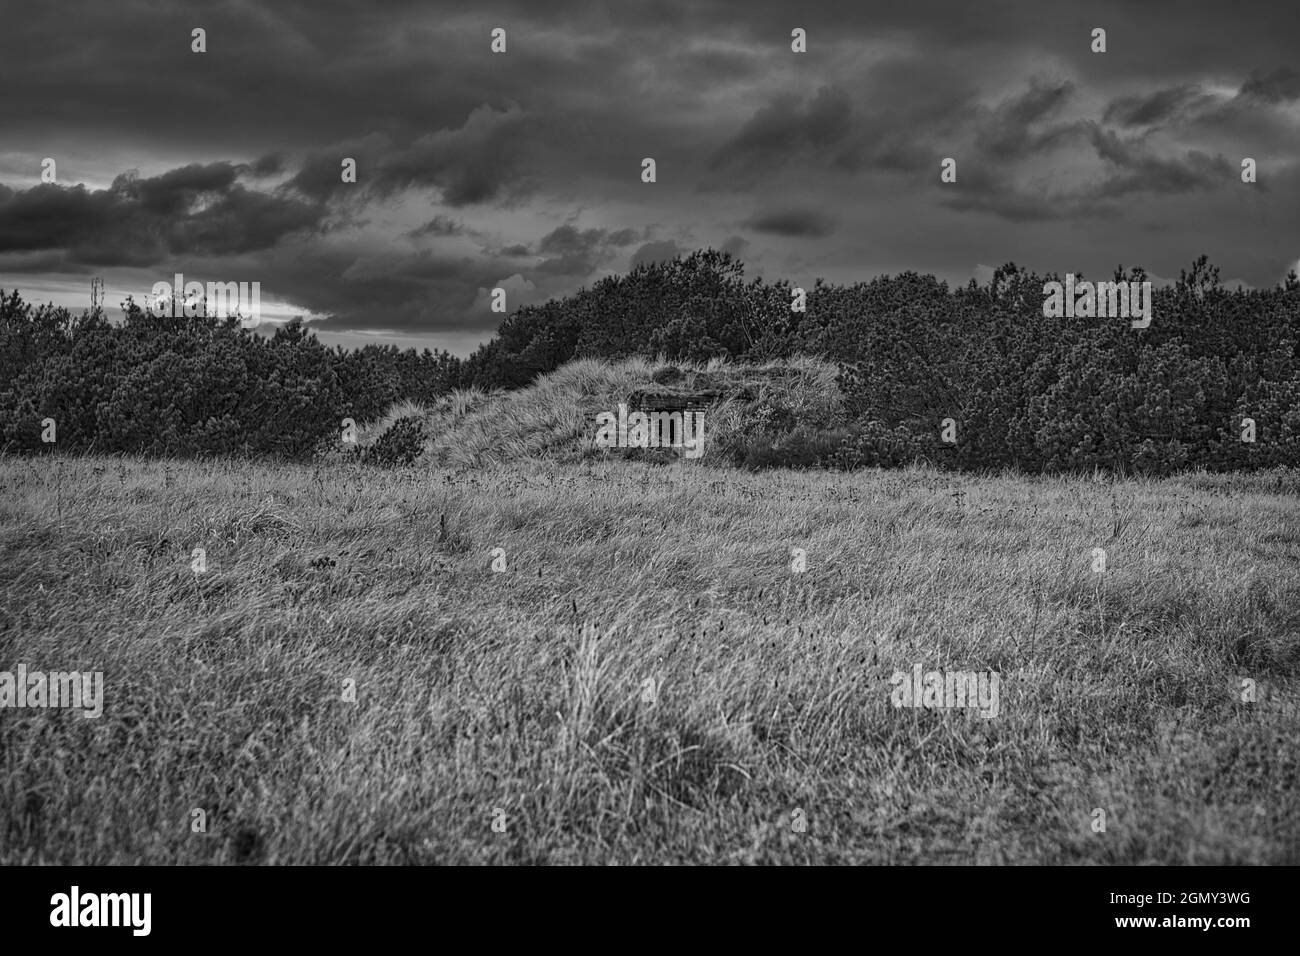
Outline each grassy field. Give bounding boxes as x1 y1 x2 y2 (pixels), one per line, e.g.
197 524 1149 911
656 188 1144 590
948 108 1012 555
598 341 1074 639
1 452 1298 864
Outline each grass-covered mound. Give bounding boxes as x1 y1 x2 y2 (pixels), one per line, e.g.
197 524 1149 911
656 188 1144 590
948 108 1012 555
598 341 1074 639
328 356 884 470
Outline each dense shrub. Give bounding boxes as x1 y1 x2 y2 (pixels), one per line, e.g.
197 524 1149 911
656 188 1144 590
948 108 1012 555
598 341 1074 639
362 415 429 466
0 292 458 460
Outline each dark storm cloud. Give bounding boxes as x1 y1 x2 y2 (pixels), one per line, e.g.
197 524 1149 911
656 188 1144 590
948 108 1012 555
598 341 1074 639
3 0 1299 337
1087 128 1235 197
720 235 750 257
537 224 604 256
534 224 616 276
287 134 391 202
1103 85 1219 128
1238 67 1300 104
253 241 513 334
528 224 650 277
537 224 639 253
135 163 241 213
708 86 853 176
0 165 324 265
409 215 466 238
939 119 1238 222
249 154 285 177
365 106 548 206
974 80 1085 159
257 219 664 336
630 240 681 268
4 2 1295 151
285 106 565 208
744 208 836 238
938 183 1078 224
1103 70 1300 132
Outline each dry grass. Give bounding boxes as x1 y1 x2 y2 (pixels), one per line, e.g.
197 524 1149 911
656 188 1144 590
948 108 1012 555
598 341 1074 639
1 452 1297 863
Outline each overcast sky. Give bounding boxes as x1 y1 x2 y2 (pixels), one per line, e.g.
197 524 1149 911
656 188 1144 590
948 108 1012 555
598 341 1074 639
1 0 1298 355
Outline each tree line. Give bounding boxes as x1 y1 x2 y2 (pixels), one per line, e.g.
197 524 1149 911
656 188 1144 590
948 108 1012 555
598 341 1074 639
3 249 1297 473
